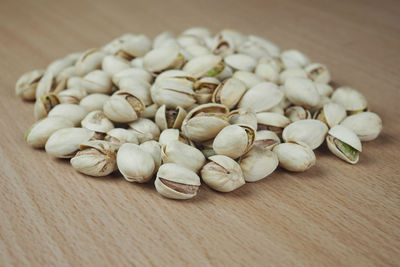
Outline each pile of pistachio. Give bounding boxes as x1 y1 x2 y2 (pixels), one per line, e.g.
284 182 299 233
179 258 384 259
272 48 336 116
16 28 382 200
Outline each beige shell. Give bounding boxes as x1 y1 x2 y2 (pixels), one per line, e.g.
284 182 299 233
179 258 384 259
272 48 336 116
238 82 284 113
213 124 255 159
117 143 155 182
273 142 316 172
56 66 78 82
103 91 145 123
150 77 195 109
131 57 144 68
109 34 152 59
48 103 88 126
313 102 347 128
201 155 245 192
143 46 185 73
35 71 66 100
285 106 312 122
305 63 330 84
155 105 187 131
105 128 139 146
237 35 280 59
34 93 60 120
284 77 320 108
158 129 193 147
15 69 44 100
177 34 203 48
140 140 162 173
80 70 113 94
280 49 310 69
183 54 224 79
232 70 264 90
79 93 110 112
128 118 161 144
155 69 196 83
267 105 284 115
228 108 257 130
112 67 153 86
45 127 95 158
279 68 308 85
81 110 114 133
141 103 159 119
326 125 362 164
255 57 280 83
224 54 257 72
118 77 152 106
282 119 328 149
239 146 278 182
25 116 74 148
155 163 201 200
193 77 220 104
46 56 76 77
182 27 211 39
254 130 281 150
209 32 235 58
161 140 206 172
181 103 229 142
314 82 333 97
212 78 247 109
74 48 106 76
71 140 117 177
256 112 290 135
58 88 87 104
152 31 177 49
331 86 368 112
340 112 382 141
101 55 131 76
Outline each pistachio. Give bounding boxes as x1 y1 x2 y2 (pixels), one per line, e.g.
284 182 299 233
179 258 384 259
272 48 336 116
256 112 290 136
101 55 131 76
117 143 155 182
209 32 235 57
212 78 247 109
284 77 320 108
118 77 152 106
305 63 330 84
201 155 245 192
326 125 362 164
58 88 87 104
81 70 113 94
110 34 152 60
159 129 193 147
143 45 185 73
224 54 257 72
213 124 255 159
331 86 368 113
79 93 110 112
280 49 310 69
183 54 224 79
112 67 153 87
182 27 211 40
161 140 206 172
140 141 162 172
238 35 280 59
238 82 284 113
150 77 195 109
314 82 333 97
81 110 114 133
152 31 178 49
15 69 44 100
255 56 280 83
313 102 347 128
75 48 106 76
48 103 88 126
181 44 211 60
103 91 145 123
105 128 139 146
196 139 216 158
285 106 312 122
141 103 159 119
239 146 278 182
193 77 220 104
279 68 308 85
47 56 76 77
282 119 328 149
155 105 187 131
35 71 66 100
228 108 257 130
232 70 264 88
71 140 117 176
340 112 382 141
273 142 316 172
254 130 281 150
128 118 160 143
34 93 60 120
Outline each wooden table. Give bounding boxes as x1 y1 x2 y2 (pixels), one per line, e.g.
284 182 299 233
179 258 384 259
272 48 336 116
1 0 399 265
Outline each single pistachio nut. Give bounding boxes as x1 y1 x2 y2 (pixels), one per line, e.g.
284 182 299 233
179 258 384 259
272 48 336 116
181 103 229 142
209 33 235 57
67 76 84 89
105 128 139 146
183 54 224 79
201 155 245 192
213 124 255 159
280 49 310 69
112 67 153 87
155 163 201 200
103 91 145 123
340 112 382 142
81 110 114 133
305 63 330 84
273 142 315 172
114 34 152 60
71 140 117 177
232 70 264 88
193 77 220 104
34 93 60 120
140 140 162 172
35 70 66 100
48 103 88 126
284 77 320 108
128 118 161 143
239 146 278 182
15 69 44 100
254 130 281 150
282 119 328 149
141 103 159 119
25 116 74 148
79 93 110 112
313 102 347 128
150 77 196 109
256 112 291 136
326 125 362 164
228 108 257 130
238 82 284 113
155 105 187 131
80 70 113 94
58 88 87 104
161 140 206 173
155 69 196 83
118 77 152 106
285 106 312 122
224 54 257 72
219 29 247 49
75 48 106 76
143 45 185 73
212 78 247 109
101 55 131 76
117 143 155 182
331 86 368 114
279 68 308 85
45 127 95 158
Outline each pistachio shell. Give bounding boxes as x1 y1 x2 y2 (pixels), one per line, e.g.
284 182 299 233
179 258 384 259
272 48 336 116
193 77 220 104
48 103 88 126
105 128 139 146
150 77 195 109
118 77 152 106
238 35 280 59
279 68 308 85
285 106 311 122
305 63 330 83
35 71 66 100
103 91 144 123
331 86 368 112
159 129 193 147
128 118 160 144
280 50 310 69
228 108 257 130
212 78 247 109
34 93 60 120
79 93 110 112
58 88 87 104
182 27 211 39
328 125 362 152
284 77 320 108
155 105 187 131
75 48 106 76
81 110 114 133
255 57 280 83
140 140 162 172
273 142 315 172
141 103 159 119
213 124 255 159
314 82 333 97
183 54 224 78
101 55 131 76
340 112 382 141
112 67 153 87
232 70 264 88
314 102 347 128
224 54 257 71
326 125 362 164
177 34 203 48
238 82 284 113
161 140 206 172
254 130 281 150
256 112 290 135
239 146 278 182
143 46 184 73
15 69 44 100
282 119 328 149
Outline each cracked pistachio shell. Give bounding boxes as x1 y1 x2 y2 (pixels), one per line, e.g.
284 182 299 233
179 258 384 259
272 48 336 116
213 124 255 159
314 82 333 97
282 119 328 149
48 103 88 126
326 125 362 164
26 116 74 148
256 112 291 135
228 108 257 130
118 77 152 106
161 140 206 173
56 66 78 82
212 78 247 109
128 118 160 144
71 140 117 177
155 163 201 200
305 63 330 84
155 70 196 83
155 105 187 131
103 91 145 123
239 146 278 182
183 54 224 79
81 110 114 133
101 55 131 76
232 70 264 88
105 128 139 146
159 129 193 147
254 130 281 150
15 69 44 100
47 56 76 77
273 142 315 172
331 86 368 113
238 82 284 113
34 93 60 120
314 102 347 128
255 60 280 83
58 88 87 104
81 70 113 94
140 140 162 172
150 77 195 109
340 112 382 141
193 77 220 104
35 70 66 100
285 106 312 122
224 54 257 72
219 29 247 48
141 103 159 119
80 93 110 112
112 68 153 87
280 49 310 69
237 35 280 59
284 77 320 108
279 68 308 85
143 46 185 73
209 33 236 57
114 34 152 59
201 155 245 192
45 127 95 158
181 103 229 142
75 48 106 76
216 65 233 81
117 143 155 183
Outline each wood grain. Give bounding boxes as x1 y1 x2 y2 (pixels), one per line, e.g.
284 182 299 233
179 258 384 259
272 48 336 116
1 0 400 266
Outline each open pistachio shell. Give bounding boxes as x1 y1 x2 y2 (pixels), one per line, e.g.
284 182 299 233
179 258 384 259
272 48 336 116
228 108 257 130
81 110 114 133
282 119 328 150
255 56 280 83
150 77 195 109
128 118 160 144
35 70 66 100
326 125 362 164
239 146 278 182
305 63 330 84
284 77 320 108
183 54 224 79
103 91 145 123
158 129 193 147
212 78 247 109
273 142 315 172
313 102 347 128
141 103 159 119
34 93 60 120
194 77 220 104
256 112 290 135
15 69 44 100
340 112 382 141
105 128 139 147
254 130 281 150
143 45 185 73
331 86 368 113
58 88 87 104
118 77 152 106
238 82 284 113
213 124 255 159
75 48 106 76
285 106 312 122
155 105 187 131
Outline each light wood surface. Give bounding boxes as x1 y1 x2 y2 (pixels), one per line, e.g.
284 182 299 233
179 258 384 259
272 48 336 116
1 0 400 266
